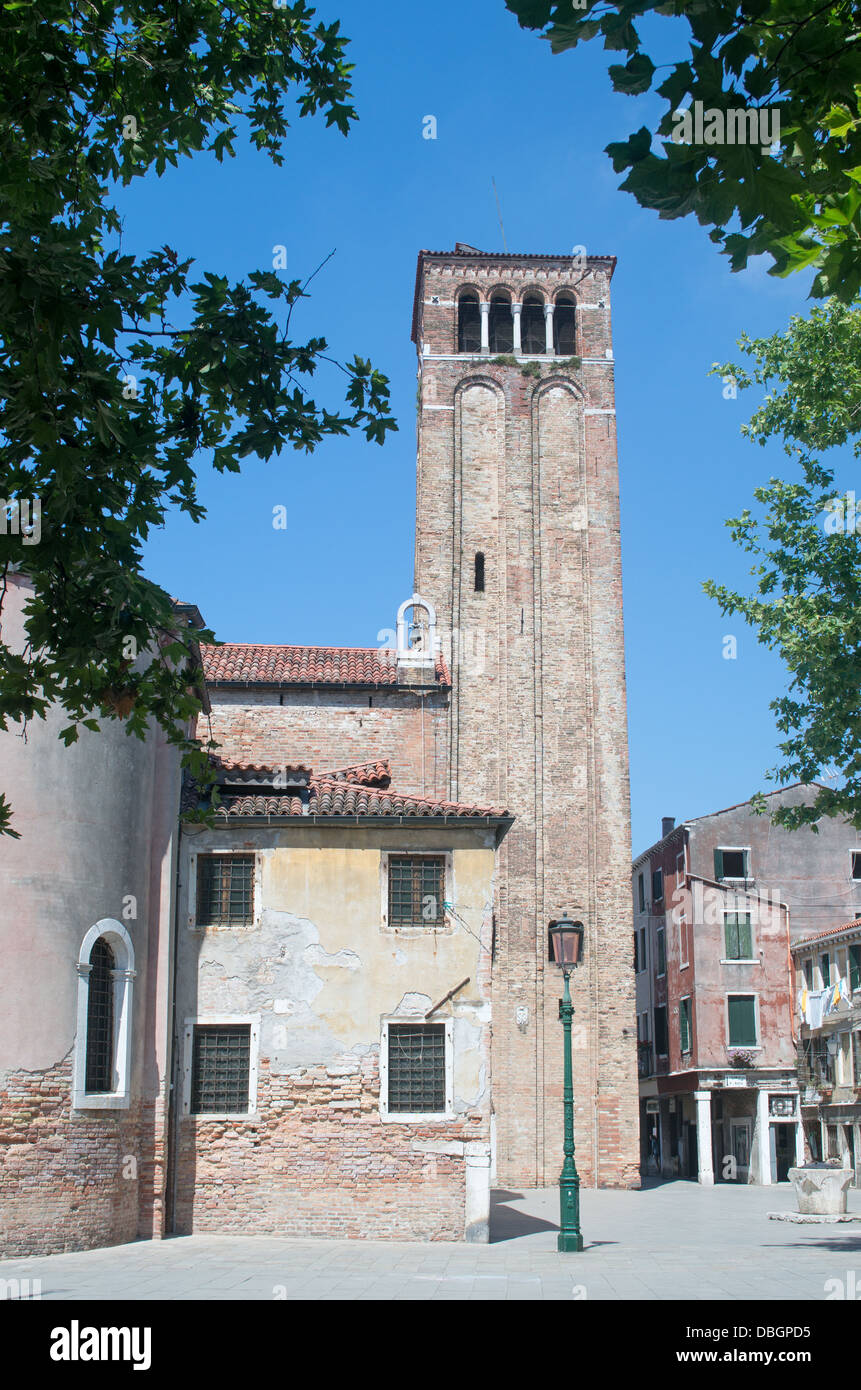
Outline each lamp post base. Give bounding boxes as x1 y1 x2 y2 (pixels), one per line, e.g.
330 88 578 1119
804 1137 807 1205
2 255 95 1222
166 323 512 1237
557 1230 584 1253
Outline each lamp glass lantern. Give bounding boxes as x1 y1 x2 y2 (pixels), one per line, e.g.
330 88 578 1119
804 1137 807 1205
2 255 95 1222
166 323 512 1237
549 917 584 969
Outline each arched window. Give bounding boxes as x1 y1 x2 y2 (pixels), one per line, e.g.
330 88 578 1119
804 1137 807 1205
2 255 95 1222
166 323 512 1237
73 919 135 1110
457 293 481 353
85 938 115 1092
488 293 513 353
521 294 545 354
554 294 576 356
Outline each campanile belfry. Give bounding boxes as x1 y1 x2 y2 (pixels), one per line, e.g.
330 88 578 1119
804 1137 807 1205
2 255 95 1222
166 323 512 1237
412 245 639 1187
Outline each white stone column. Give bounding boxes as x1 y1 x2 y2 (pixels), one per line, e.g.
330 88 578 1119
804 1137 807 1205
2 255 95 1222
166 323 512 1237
794 1109 805 1166
544 302 555 354
511 302 522 356
479 301 490 354
756 1088 772 1184
694 1090 714 1186
464 1147 491 1242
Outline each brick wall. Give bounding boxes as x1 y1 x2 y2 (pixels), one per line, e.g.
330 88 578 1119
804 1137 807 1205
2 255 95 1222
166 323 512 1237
175 1049 485 1242
204 687 449 800
0 1060 141 1257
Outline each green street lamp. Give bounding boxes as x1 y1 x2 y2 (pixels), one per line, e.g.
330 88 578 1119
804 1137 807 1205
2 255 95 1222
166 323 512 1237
548 916 585 1253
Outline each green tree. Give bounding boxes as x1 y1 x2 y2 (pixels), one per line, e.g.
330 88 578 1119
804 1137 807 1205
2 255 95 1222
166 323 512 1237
705 299 861 829
0 0 396 836
506 1 861 299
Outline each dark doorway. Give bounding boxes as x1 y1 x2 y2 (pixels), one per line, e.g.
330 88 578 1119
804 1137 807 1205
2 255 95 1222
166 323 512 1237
775 1124 793 1182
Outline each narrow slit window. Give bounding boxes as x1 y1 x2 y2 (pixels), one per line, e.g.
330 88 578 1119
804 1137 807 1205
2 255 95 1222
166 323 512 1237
474 552 485 592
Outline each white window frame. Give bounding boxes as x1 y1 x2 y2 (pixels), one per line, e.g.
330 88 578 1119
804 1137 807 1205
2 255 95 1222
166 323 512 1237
187 848 262 930
679 910 689 970
73 919 135 1111
850 850 861 882
717 845 751 882
676 851 685 890
379 1016 454 1122
380 849 454 934
182 1014 260 1119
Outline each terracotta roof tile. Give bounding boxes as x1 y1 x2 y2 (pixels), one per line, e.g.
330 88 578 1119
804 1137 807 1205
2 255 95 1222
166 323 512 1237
792 918 861 949
216 776 508 821
326 760 392 787
201 643 450 689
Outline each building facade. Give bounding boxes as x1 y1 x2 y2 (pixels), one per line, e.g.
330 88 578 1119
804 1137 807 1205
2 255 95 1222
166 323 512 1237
631 784 861 1185
793 920 861 1184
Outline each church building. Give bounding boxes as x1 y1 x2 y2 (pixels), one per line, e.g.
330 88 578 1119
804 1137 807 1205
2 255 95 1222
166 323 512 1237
0 246 639 1255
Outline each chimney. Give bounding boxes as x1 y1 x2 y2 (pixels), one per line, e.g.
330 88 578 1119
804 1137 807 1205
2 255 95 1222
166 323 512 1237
661 816 675 839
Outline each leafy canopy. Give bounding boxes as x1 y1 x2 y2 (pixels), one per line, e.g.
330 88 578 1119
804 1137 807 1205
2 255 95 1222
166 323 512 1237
705 300 861 829
506 1 861 299
0 0 396 836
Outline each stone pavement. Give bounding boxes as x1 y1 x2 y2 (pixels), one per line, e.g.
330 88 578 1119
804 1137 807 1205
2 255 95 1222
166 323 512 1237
2 1180 859 1300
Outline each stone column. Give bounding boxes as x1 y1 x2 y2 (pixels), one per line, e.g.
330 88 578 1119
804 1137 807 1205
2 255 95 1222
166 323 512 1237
464 1146 491 1242
794 1108 805 1166
544 302 555 354
511 302 522 356
479 301 490 355
756 1088 772 1184
694 1090 714 1186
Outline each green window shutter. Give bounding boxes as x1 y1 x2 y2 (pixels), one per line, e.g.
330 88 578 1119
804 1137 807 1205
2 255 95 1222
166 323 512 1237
739 914 752 958
724 914 737 958
728 995 757 1047
850 944 861 992
714 848 724 880
680 999 691 1053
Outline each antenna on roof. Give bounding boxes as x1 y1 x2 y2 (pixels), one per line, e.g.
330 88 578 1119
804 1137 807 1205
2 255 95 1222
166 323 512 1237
492 177 508 253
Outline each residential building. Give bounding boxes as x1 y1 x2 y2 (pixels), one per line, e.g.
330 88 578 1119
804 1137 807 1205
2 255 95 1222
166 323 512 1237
793 920 861 1184
632 784 861 1185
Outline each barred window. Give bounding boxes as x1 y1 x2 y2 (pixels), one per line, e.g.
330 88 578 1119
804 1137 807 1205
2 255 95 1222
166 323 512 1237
85 937 115 1092
190 1025 251 1113
196 854 254 926
387 1024 446 1113
387 855 445 928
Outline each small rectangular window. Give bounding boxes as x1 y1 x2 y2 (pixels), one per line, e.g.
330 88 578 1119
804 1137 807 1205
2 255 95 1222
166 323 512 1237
637 872 645 913
652 867 664 902
654 1005 668 1056
850 944 861 992
191 1025 251 1114
388 855 445 928
728 995 757 1047
724 912 753 960
820 953 832 989
474 552 485 592
387 1023 446 1113
638 926 646 974
715 848 749 880
852 852 861 881
656 925 666 976
196 854 254 926
680 997 692 1054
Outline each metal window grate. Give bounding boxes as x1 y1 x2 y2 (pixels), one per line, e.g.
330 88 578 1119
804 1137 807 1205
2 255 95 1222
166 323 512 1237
387 1024 446 1113
190 1025 251 1113
197 854 254 926
85 937 114 1092
388 855 444 928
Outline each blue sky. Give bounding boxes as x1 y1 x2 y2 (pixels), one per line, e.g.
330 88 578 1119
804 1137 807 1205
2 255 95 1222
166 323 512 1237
126 0 828 855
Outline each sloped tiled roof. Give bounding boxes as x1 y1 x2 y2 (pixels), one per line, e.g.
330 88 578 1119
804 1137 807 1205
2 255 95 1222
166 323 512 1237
217 777 508 821
792 918 861 950
212 756 312 783
201 643 450 689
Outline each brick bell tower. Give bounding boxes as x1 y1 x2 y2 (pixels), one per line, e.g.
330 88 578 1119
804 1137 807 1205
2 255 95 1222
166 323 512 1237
412 244 640 1189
